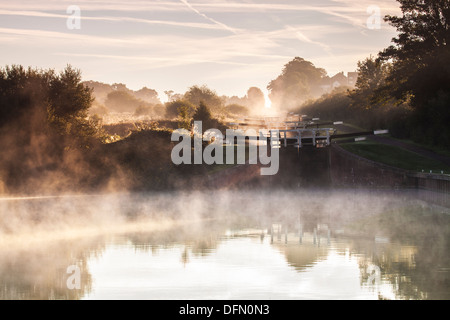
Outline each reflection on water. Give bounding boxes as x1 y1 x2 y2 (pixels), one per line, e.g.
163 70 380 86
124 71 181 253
0 190 449 300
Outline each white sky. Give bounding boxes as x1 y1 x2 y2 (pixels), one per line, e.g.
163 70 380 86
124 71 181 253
0 0 401 98
84 237 398 300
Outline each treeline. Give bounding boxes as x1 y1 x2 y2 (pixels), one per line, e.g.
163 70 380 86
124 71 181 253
0 65 115 193
165 85 266 119
0 64 209 193
84 81 165 117
0 65 243 193
298 0 450 148
85 81 267 120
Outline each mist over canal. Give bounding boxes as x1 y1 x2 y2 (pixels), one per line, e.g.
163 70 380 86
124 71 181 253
0 188 448 300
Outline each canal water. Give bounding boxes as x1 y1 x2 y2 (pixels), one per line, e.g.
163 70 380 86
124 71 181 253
0 189 448 300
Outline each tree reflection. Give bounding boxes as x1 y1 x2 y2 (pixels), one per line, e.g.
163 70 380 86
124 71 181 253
0 237 105 300
347 206 450 300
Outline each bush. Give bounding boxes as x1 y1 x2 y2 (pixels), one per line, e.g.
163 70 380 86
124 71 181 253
165 99 196 119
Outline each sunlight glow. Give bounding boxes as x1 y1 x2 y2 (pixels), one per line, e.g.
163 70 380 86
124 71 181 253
159 91 169 104
264 90 272 109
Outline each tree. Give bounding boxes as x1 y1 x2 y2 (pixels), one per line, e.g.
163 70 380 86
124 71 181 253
82 80 114 104
192 101 221 134
164 90 174 102
349 56 392 109
377 0 450 146
134 87 161 104
379 0 450 104
165 99 196 119
267 57 327 110
184 85 224 113
0 64 100 191
177 105 192 130
47 66 96 142
0 65 96 143
246 87 265 111
105 90 143 113
192 101 212 123
0 65 48 129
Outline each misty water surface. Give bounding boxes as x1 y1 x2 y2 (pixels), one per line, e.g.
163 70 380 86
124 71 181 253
0 189 448 300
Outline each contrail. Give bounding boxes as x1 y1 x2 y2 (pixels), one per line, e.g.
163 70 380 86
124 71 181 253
179 0 237 34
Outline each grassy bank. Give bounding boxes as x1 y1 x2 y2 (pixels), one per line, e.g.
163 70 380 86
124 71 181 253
388 137 450 159
340 141 450 173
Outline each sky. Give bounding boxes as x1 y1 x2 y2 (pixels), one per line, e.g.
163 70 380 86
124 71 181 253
0 0 401 100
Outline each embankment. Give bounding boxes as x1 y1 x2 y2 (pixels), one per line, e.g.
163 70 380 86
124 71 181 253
330 143 450 207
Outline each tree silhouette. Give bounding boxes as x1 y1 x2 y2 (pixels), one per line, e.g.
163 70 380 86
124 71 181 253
0 64 102 191
379 0 450 105
191 101 222 134
267 57 327 109
0 64 96 144
184 85 224 113
349 56 392 109
246 87 265 110
377 0 450 146
165 99 196 119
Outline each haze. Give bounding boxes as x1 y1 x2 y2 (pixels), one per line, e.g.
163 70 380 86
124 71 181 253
0 0 400 98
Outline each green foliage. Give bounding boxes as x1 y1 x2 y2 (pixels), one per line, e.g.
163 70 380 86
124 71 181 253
409 91 450 146
349 56 393 108
378 0 450 147
0 64 104 192
300 91 352 122
177 105 192 130
379 0 450 102
48 65 92 118
340 141 450 172
321 0 450 149
0 65 97 144
0 65 48 136
299 87 413 136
